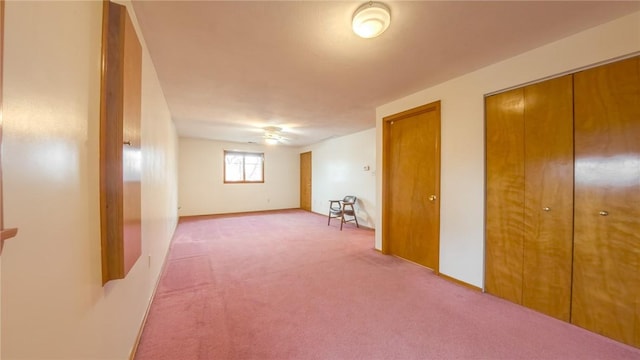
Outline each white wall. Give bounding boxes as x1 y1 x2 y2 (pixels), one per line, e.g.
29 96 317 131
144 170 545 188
376 12 640 288
178 137 299 216
139 25 179 293
301 128 376 229
1 1 178 359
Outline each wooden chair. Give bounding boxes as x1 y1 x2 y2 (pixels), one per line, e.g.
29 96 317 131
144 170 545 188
328 196 359 230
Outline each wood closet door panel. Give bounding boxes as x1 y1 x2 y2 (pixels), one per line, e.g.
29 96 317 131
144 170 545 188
522 75 574 321
573 56 640 347
485 89 525 304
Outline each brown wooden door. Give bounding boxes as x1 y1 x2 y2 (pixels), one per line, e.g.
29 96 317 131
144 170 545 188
485 76 574 320
522 75 574 321
300 151 311 211
383 102 440 271
572 56 640 347
485 88 525 305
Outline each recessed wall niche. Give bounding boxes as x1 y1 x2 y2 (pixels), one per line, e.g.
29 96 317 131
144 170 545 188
100 0 142 284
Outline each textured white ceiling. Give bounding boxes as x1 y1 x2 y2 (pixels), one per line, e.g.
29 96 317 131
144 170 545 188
132 1 640 146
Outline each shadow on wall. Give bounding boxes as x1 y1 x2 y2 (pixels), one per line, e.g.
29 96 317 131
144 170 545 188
355 198 374 229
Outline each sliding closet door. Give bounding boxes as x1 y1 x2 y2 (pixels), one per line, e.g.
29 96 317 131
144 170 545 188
522 75 574 321
485 88 525 305
573 56 640 347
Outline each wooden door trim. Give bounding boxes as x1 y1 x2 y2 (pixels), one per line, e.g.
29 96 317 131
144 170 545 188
382 101 441 272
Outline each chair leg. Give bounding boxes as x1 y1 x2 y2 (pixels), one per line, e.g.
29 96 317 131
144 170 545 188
340 213 345 231
328 212 331 226
354 214 359 228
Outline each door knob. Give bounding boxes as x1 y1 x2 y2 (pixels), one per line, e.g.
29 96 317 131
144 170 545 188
599 211 609 216
542 207 551 212
428 195 437 202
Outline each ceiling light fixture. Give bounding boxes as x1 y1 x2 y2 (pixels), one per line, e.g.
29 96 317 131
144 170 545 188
352 2 391 39
263 126 284 145
264 137 279 145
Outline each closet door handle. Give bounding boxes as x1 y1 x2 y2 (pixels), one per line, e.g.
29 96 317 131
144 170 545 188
542 207 551 212
599 211 609 216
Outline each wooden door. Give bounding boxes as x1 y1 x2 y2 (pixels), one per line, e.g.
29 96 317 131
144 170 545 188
300 151 311 211
572 56 640 347
383 102 440 271
522 75 574 321
485 76 573 320
485 88 525 304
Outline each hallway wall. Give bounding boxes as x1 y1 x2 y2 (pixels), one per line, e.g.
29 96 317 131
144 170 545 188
1 1 178 359
376 11 640 287
178 137 299 216
300 128 376 229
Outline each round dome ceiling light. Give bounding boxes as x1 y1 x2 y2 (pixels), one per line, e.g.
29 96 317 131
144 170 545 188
352 2 391 39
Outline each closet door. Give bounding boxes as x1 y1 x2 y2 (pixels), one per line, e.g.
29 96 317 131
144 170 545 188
486 76 574 320
522 75 574 321
485 88 525 304
573 56 640 347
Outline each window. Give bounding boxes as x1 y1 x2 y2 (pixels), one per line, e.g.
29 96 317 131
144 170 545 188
224 151 264 183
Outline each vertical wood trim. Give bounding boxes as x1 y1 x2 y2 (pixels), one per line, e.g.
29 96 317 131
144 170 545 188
637 59 640 349
0 0 5 234
381 117 391 254
433 102 441 272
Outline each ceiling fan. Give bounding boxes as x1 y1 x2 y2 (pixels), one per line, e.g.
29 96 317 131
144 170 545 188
262 126 289 145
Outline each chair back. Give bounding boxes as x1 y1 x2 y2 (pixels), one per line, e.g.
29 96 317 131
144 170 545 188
342 196 357 204
327 195 360 230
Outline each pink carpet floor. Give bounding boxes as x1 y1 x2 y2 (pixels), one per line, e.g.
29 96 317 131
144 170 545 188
134 209 640 359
